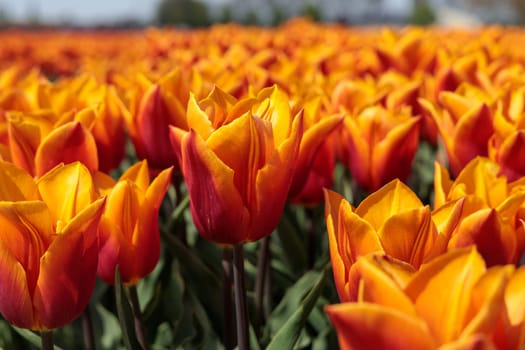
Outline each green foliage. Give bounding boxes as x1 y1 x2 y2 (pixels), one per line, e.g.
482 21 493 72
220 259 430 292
409 0 436 25
301 3 323 22
156 0 211 27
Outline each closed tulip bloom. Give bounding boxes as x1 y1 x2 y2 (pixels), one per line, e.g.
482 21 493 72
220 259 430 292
339 106 420 192
125 69 190 172
7 112 99 178
287 94 343 205
434 157 525 265
326 248 525 350
0 197 105 330
420 90 494 176
170 86 303 244
97 160 173 285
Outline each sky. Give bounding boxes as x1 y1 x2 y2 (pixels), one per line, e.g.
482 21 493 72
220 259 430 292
0 0 163 24
0 0 413 25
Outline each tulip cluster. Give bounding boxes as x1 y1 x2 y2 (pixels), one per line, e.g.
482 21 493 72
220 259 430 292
1 20 525 350
325 157 525 349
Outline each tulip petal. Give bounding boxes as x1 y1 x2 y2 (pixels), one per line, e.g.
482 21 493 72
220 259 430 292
449 209 516 266
119 160 150 192
497 130 525 181
34 121 98 177
37 162 96 223
348 254 416 314
356 179 422 231
181 129 247 244
252 114 303 241
405 247 485 344
452 104 493 175
0 160 38 201
461 266 513 338
133 166 173 280
326 303 435 350
0 239 34 329
378 206 437 268
33 198 104 329
373 116 420 189
437 334 497 350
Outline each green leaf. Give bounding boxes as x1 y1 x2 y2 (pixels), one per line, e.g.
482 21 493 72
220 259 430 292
275 206 307 275
12 327 63 350
114 266 138 350
93 303 122 350
160 230 224 338
266 269 327 350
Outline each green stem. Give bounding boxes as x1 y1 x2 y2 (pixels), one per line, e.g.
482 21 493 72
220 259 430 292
114 267 133 350
82 305 96 350
233 244 249 350
40 330 53 350
222 247 234 350
128 285 149 350
254 236 270 335
306 207 315 269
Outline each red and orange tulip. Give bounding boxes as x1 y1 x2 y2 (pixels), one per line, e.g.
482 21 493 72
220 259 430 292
124 69 192 172
324 180 465 301
434 157 525 265
0 161 106 330
96 160 173 285
338 106 420 192
420 88 494 176
170 86 303 244
326 248 525 350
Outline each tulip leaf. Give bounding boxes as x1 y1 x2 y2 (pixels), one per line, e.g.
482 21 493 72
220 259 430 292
169 195 190 225
266 268 327 350
11 327 64 350
93 303 122 350
276 208 307 274
160 230 224 340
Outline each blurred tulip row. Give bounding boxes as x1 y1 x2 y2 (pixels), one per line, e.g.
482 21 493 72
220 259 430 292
0 19 524 350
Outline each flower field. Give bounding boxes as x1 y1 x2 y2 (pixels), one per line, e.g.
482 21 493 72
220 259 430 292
0 19 525 349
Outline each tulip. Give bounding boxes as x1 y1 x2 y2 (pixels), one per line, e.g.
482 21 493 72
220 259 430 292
419 89 494 176
170 85 303 244
287 94 343 205
324 180 463 301
7 111 99 177
434 157 525 265
124 69 190 172
339 106 420 192
0 197 105 330
96 160 173 285
326 247 525 350
488 88 525 181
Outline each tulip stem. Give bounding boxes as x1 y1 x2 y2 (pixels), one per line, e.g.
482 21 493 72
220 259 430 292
82 304 96 350
222 247 234 350
254 235 270 335
233 244 249 350
40 330 53 350
128 285 149 350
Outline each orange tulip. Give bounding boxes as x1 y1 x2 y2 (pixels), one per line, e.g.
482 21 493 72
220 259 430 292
124 69 191 172
339 106 420 192
96 160 173 285
7 111 99 177
170 86 303 244
324 180 463 301
326 248 525 350
287 94 343 205
434 157 525 265
0 197 105 330
420 88 494 176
